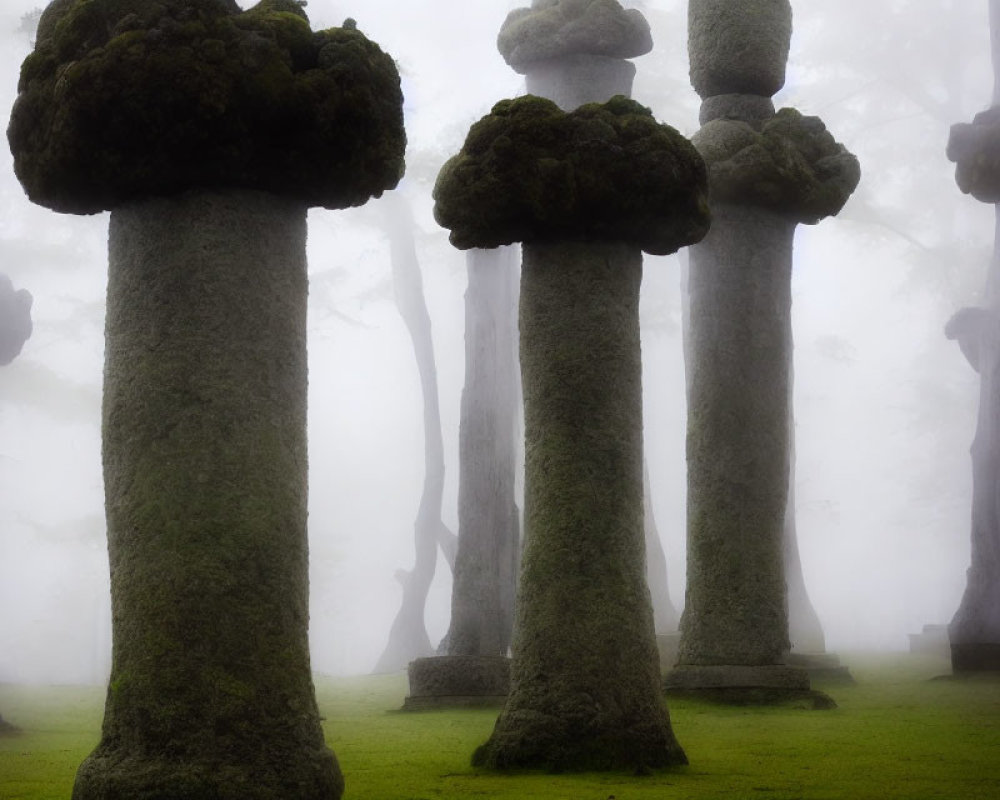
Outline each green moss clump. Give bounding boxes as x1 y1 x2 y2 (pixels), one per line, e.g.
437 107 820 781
498 0 652 73
433 94 709 255
693 107 860 223
948 107 1000 203
8 0 405 214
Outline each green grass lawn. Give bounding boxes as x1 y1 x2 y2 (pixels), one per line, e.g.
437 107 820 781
2 652 997 799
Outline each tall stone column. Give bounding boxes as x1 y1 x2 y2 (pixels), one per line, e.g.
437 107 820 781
942 0 1000 674
667 0 859 704
433 93 709 771
405 0 662 710
8 3 405 795
501 0 681 656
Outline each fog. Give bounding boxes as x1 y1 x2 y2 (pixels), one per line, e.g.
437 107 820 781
0 0 991 684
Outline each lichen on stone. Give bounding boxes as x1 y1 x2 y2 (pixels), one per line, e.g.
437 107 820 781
948 107 1000 203
433 94 709 255
8 0 406 214
693 108 860 224
688 0 792 99
498 0 652 74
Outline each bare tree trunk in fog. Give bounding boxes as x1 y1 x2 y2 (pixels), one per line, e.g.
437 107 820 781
645 458 679 634
445 246 520 657
374 194 455 674
0 273 31 737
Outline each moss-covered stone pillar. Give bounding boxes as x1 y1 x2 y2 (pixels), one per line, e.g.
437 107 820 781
8 1 405 795
78 189 340 798
497 0 653 111
944 3 1000 670
668 0 859 703
434 94 709 771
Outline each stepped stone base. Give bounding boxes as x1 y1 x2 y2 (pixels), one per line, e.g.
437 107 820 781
908 624 950 658
401 655 510 711
664 664 835 709
785 651 855 685
951 642 1000 673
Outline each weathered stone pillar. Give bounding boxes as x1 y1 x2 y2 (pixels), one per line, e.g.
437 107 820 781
943 0 1000 671
8 2 405 795
497 0 653 111
667 0 859 704
434 94 709 771
405 0 662 710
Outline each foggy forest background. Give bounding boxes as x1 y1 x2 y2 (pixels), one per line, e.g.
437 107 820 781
0 0 991 683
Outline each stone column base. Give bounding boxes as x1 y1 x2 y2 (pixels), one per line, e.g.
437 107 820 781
951 642 1000 673
908 624 950 658
785 652 855 685
401 655 510 711
664 664 835 708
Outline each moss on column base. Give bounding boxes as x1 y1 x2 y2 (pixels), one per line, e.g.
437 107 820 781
472 705 687 773
951 642 1000 673
72 746 343 800
665 686 836 709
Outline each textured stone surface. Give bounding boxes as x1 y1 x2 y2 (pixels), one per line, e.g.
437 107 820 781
665 664 809 690
0 274 32 366
498 0 652 73
71 190 342 800
688 0 792 99
433 95 709 255
682 204 795 667
405 655 511 700
524 53 635 111
447 247 520 659
699 93 775 125
948 107 1000 203
472 241 686 772
8 0 405 213
950 642 1000 672
693 108 861 224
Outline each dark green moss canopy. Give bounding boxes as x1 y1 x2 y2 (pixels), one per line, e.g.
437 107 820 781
433 95 709 255
948 107 1000 203
693 108 860 224
498 0 652 74
8 0 405 214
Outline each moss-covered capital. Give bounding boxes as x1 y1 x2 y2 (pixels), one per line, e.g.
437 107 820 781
8 0 405 214
948 107 1000 203
498 0 652 74
433 95 709 255
688 0 792 99
693 108 860 224
0 273 33 366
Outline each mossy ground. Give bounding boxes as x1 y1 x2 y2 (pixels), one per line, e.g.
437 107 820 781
2 652 998 799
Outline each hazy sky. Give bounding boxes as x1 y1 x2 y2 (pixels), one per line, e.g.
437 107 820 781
0 0 994 682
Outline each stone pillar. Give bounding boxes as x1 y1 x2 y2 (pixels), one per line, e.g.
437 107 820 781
73 190 342 799
497 0 653 111
667 0 859 704
432 92 710 771
404 0 660 710
944 11 1000 668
